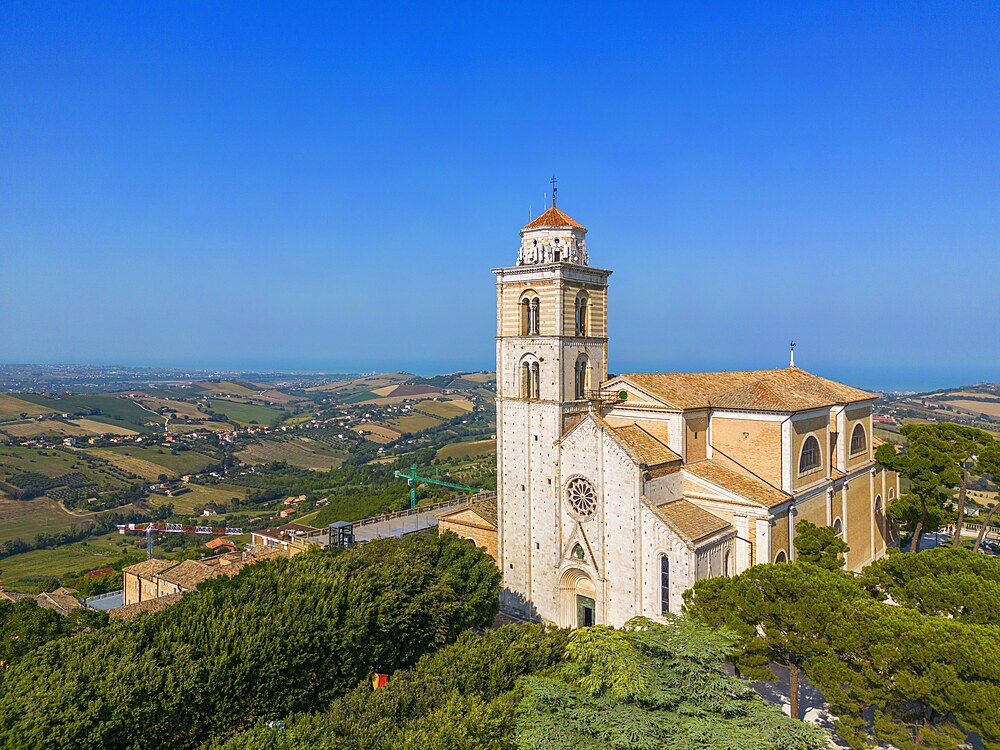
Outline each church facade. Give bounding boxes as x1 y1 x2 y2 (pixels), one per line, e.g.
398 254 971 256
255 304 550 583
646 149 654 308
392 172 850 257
439 200 898 629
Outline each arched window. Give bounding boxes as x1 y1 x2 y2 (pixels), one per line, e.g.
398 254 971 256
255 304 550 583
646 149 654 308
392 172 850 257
520 298 530 335
774 550 787 563
850 424 867 456
575 291 589 336
529 297 540 335
724 550 732 577
521 361 531 399
466 538 478 547
572 543 585 561
889 487 895 501
574 354 589 400
660 555 670 615
833 518 843 538
530 361 540 400
874 495 883 515
799 435 821 474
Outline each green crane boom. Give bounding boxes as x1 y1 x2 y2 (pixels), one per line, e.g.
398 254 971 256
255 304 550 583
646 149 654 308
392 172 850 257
394 464 481 509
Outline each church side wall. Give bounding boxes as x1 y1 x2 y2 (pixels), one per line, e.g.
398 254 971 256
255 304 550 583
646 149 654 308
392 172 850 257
770 511 790 562
846 472 874 568
685 413 708 462
791 413 830 492
710 418 782 486
845 406 873 472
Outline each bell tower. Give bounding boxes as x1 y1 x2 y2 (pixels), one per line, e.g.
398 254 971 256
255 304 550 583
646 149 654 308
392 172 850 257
493 190 611 621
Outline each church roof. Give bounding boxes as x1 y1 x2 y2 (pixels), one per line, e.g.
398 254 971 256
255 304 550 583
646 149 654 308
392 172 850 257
654 499 732 543
611 424 682 467
523 205 585 230
684 459 792 509
617 368 874 412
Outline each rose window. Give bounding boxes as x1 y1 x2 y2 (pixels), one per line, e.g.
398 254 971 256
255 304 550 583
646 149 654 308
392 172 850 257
566 477 597 519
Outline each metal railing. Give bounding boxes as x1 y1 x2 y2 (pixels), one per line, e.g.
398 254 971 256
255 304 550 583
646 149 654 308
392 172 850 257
354 491 496 527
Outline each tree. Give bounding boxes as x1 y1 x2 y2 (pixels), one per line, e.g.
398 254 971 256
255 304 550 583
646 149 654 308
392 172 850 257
859 546 1000 624
971 439 1000 553
876 425 960 552
793 521 849 570
924 424 997 546
808 598 1000 749
683 562 865 721
514 617 828 750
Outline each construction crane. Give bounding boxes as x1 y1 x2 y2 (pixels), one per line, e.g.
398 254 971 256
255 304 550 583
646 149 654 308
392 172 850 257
393 464 481 509
117 522 244 560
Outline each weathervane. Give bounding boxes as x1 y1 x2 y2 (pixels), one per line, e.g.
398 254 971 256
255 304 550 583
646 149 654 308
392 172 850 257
550 175 558 207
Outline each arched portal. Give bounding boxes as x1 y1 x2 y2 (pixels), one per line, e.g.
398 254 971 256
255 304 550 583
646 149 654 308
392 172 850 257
558 567 597 628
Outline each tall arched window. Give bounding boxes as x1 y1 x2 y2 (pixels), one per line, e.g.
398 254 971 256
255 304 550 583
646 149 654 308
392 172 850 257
521 361 531 399
874 495 883 515
833 518 843 538
774 550 787 563
799 435 821 474
530 361 540 400
575 291 589 336
520 298 530 335
850 424 868 456
660 555 670 615
889 487 895 501
574 354 589 400
724 550 732 577
529 297 540 335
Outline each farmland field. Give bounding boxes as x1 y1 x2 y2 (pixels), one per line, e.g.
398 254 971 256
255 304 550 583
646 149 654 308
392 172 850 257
134 397 210 419
2 420 98 438
195 380 261 398
169 421 233 434
0 445 88 477
942 399 1000 419
436 439 496 460
459 372 494 383
351 424 401 444
387 414 444 433
145 483 249 515
0 395 51 420
417 399 474 419
236 437 348 470
206 399 285 426
0 533 135 590
0 493 84 543
13 394 162 432
89 446 216 480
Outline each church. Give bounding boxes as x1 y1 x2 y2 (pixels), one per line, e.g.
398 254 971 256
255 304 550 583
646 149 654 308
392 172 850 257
437 196 899 629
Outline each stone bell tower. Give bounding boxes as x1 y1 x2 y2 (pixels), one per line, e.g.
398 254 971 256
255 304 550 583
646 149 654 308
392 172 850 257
493 188 612 620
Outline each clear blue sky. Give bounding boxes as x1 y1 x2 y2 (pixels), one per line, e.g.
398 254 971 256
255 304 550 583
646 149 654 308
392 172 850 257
2 2 997 390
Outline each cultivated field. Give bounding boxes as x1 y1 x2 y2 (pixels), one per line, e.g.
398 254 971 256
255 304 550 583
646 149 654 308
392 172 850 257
134 397 210 420
942 399 1000 419
0 445 87 477
69 419 139 436
195 380 261 398
436 439 496 460
88 446 216 480
417 399 474 419
1 420 98 438
351 424 401 444
12 394 162 432
0 533 133 590
169 421 233 434
206 399 285 426
236 438 347 470
145 483 249 515
0 493 83 543
0 395 51 421
387 414 444 433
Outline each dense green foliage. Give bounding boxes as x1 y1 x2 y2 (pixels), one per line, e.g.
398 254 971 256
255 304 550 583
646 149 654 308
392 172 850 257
792 520 849 570
686 550 1000 749
0 598 108 669
206 617 824 750
861 546 1000 624
205 624 568 750
515 617 827 750
0 532 500 750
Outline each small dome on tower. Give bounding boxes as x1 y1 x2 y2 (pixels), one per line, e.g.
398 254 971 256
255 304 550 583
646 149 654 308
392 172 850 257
522 205 586 231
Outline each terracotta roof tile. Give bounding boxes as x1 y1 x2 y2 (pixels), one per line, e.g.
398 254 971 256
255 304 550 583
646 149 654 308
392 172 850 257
523 205 585 230
684 459 792 509
122 559 178 578
157 559 222 590
617 368 874 412
653 499 732 543
611 424 682 467
470 496 498 527
110 593 186 620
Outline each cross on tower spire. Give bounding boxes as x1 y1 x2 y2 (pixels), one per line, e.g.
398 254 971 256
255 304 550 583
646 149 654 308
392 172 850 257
550 175 558 207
